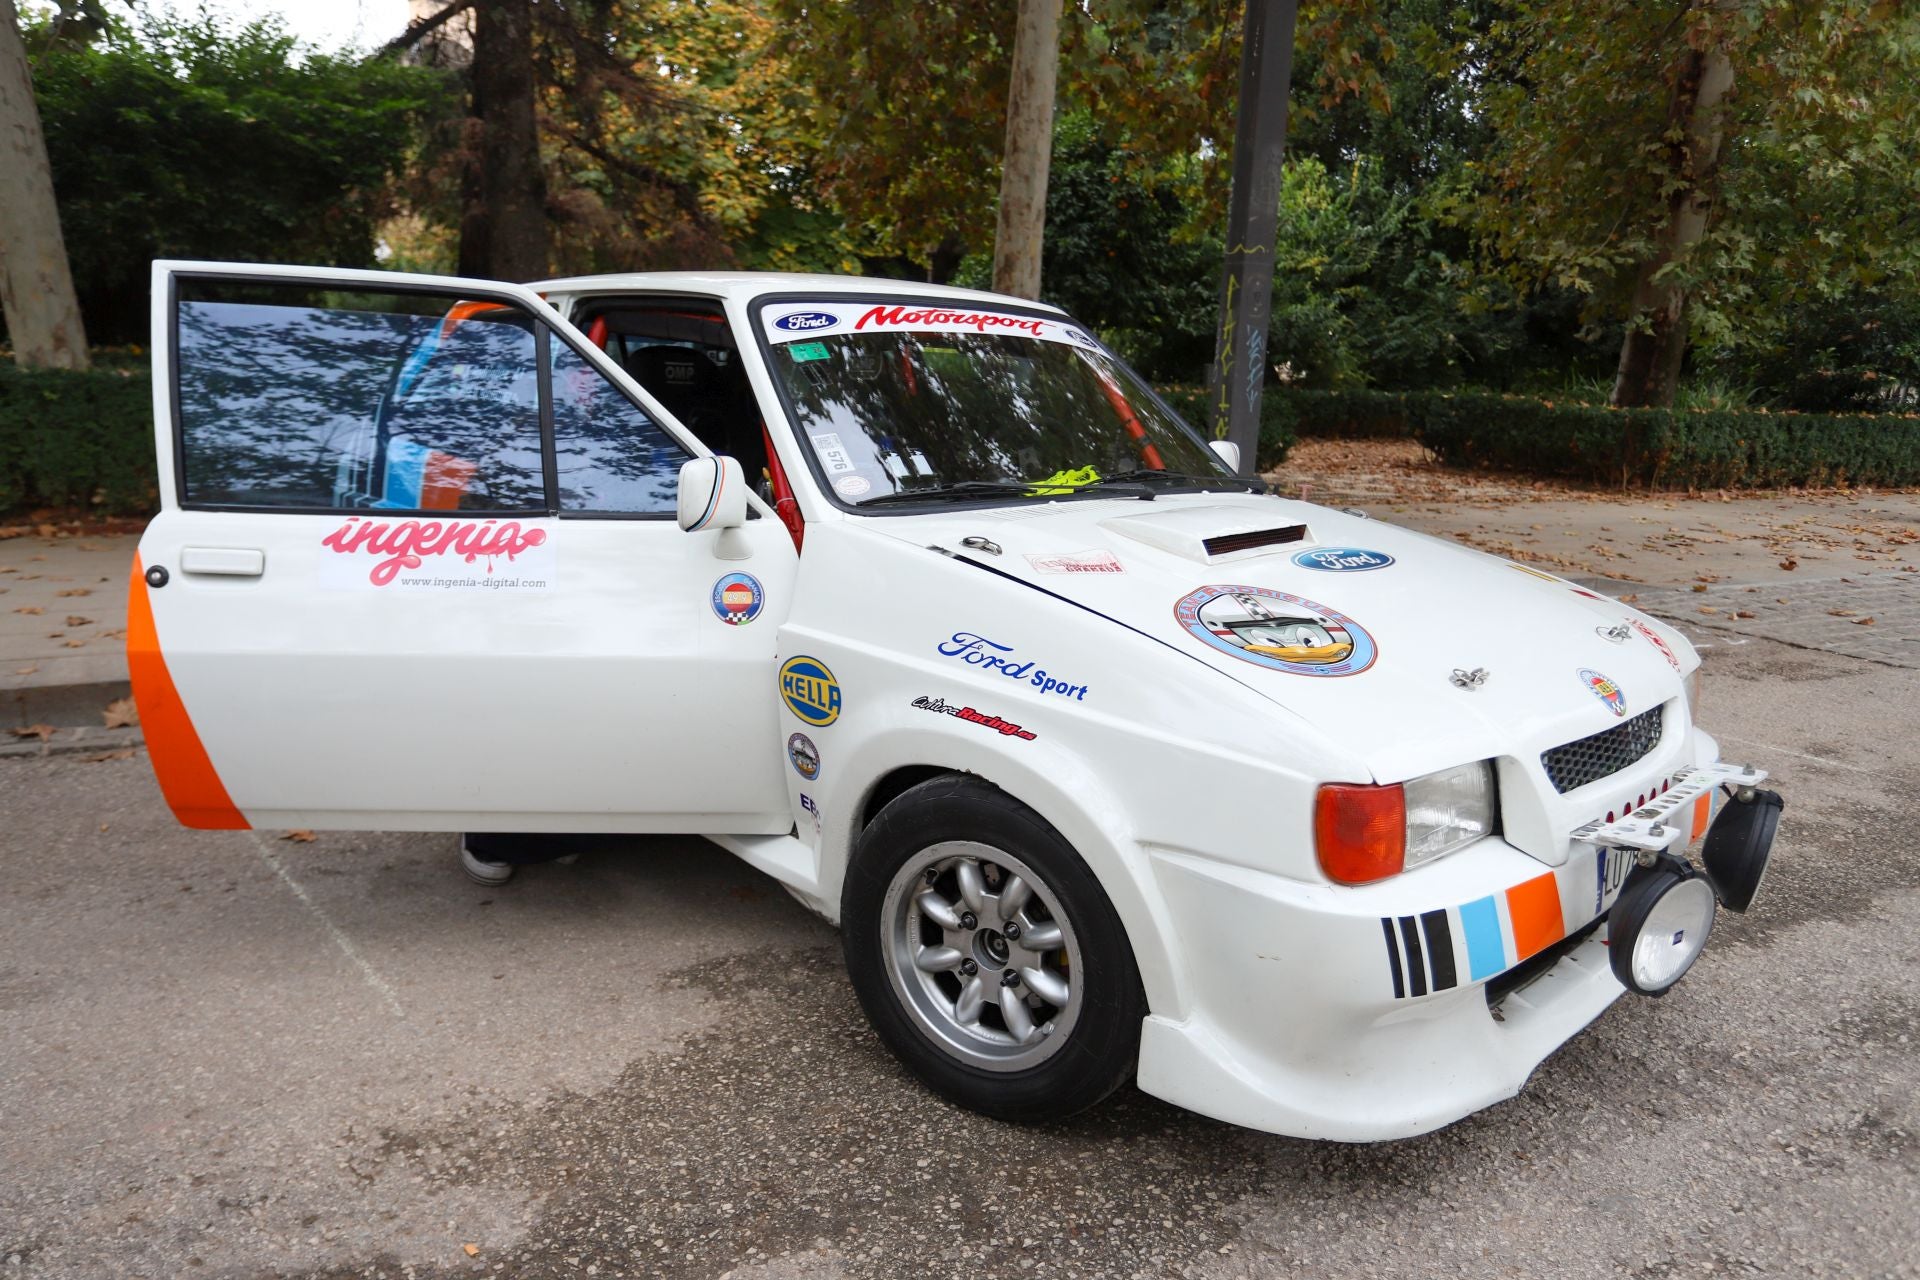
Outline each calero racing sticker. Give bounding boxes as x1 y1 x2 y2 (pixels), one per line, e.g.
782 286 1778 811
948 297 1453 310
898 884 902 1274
780 656 842 726
319 517 553 591
911 696 1037 740
1579 668 1628 716
1173 584 1377 677
711 572 765 625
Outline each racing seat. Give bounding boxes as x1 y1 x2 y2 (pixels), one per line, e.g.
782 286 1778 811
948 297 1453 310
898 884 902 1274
625 344 767 481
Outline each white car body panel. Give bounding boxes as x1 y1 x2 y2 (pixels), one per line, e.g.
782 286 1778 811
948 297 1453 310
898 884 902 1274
133 263 1745 1141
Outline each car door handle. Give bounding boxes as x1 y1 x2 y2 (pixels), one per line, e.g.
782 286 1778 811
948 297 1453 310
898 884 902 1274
179 546 266 576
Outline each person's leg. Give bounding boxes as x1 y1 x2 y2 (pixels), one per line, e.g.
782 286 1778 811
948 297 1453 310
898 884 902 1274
457 833 590 885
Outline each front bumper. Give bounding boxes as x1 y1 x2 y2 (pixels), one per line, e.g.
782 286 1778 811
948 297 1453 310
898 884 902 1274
1134 758 1773 1142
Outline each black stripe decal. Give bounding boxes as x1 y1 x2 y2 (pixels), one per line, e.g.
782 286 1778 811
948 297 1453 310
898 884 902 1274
1381 917 1406 999
1421 909 1458 991
1399 915 1428 997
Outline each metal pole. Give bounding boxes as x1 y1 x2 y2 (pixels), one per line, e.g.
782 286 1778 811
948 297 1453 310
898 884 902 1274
1208 0 1297 474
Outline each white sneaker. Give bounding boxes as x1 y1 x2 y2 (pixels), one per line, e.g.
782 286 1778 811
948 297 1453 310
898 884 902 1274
460 840 514 886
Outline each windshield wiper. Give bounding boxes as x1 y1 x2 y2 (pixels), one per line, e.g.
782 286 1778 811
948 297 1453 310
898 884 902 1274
1097 468 1268 493
858 479 1155 507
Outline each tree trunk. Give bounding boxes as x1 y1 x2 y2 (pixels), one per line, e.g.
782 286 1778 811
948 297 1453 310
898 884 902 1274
458 0 546 282
1610 28 1734 408
991 0 1061 300
0 0 89 370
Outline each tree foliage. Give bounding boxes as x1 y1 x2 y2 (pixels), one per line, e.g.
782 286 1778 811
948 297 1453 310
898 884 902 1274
29 10 449 342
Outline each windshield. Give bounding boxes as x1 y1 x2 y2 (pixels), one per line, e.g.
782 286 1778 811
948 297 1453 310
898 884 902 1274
756 299 1233 506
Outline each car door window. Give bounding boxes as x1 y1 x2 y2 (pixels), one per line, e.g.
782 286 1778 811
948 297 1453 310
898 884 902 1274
550 336 690 515
175 280 545 512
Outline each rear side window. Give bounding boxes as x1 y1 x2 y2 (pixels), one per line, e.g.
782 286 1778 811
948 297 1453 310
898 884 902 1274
175 281 545 511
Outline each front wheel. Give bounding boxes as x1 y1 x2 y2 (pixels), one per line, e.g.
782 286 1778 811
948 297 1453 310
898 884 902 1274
842 775 1145 1122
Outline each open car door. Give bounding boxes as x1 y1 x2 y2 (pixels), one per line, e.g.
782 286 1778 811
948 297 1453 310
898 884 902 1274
132 262 797 834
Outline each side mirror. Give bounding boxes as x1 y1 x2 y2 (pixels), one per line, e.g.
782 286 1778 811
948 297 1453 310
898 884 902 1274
677 456 751 559
1208 439 1242 473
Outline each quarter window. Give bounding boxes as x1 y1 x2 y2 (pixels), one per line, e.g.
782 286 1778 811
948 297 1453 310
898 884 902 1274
550 337 689 515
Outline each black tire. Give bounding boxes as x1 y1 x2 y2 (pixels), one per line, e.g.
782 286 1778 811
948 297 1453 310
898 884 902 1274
841 774 1146 1122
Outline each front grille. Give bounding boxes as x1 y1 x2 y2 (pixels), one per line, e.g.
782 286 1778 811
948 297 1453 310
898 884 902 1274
1202 524 1308 556
1541 705 1664 794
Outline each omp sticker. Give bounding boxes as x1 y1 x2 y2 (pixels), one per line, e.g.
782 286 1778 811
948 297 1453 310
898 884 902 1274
319 517 553 591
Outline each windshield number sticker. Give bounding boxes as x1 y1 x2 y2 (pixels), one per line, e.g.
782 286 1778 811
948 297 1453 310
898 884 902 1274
788 341 831 363
810 433 856 474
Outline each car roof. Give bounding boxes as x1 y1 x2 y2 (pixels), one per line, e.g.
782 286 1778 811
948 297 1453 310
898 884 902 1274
530 270 1067 315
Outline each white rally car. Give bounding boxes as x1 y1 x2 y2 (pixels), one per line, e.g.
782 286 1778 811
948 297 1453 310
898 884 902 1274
130 262 1784 1141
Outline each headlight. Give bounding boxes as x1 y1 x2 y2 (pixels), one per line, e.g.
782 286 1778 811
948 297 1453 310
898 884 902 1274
1315 761 1498 884
1683 665 1704 719
1404 761 1498 868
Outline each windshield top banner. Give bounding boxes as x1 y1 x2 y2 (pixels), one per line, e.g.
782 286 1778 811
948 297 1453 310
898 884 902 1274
761 300 1098 350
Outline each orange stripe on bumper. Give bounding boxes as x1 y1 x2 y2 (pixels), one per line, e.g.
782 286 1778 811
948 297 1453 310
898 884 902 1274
1505 871 1566 962
127 556 248 829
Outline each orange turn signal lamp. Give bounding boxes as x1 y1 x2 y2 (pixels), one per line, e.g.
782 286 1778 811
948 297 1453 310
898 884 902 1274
1314 783 1407 885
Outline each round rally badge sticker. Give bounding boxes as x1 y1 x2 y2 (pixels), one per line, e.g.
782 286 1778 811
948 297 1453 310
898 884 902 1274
787 732 821 781
834 474 872 498
780 655 842 726
1173 584 1377 677
1579 668 1627 716
711 572 764 625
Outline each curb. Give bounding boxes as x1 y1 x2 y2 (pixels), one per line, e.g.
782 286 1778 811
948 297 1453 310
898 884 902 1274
0 724 144 760
2 679 134 730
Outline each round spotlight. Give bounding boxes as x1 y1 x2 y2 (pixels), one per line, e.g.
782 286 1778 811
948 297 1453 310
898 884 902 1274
1702 788 1784 913
1608 861 1717 996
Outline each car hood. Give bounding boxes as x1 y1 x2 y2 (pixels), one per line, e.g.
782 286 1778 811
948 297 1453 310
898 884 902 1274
871 492 1691 783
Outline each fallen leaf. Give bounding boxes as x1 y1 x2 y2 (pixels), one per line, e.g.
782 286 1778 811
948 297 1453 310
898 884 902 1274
463 1245 480 1258
103 697 139 729
62 639 85 648
86 748 136 762
1734 610 1756 619
1691 584 1708 593
1854 616 1876 626
10 724 56 741
13 605 43 615
282 830 317 843
56 588 90 598
1779 558 1798 570
1828 609 1858 617
14 664 37 675
99 823 109 832
1619 593 1639 603
65 615 92 627
1776 597 1790 604
1698 606 1720 614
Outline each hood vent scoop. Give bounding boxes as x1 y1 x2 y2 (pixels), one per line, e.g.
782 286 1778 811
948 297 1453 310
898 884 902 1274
1202 524 1309 557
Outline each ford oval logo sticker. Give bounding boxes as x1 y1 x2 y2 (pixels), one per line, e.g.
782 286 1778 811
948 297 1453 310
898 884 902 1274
773 311 836 333
1292 547 1395 572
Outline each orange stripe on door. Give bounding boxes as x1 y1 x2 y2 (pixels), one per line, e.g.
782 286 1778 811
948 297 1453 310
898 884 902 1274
126 556 248 829
1505 871 1566 962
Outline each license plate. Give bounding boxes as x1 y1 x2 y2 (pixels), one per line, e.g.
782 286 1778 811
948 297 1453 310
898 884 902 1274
1595 846 1637 916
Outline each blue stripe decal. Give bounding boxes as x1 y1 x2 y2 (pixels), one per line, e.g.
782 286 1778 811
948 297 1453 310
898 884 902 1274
1460 895 1507 982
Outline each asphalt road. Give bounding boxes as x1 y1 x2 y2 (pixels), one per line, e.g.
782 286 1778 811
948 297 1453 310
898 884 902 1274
3 629 1917 1280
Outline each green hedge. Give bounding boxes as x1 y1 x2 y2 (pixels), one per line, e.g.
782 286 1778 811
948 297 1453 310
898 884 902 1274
0 363 155 516
1162 384 1920 489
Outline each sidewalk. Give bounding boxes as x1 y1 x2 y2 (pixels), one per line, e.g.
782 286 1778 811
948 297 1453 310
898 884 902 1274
1 531 136 728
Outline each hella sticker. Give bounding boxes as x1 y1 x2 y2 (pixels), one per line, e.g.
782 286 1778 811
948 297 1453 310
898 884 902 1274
780 655 842 726
1579 668 1628 717
773 311 837 333
1292 547 1395 573
1173 584 1377 677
